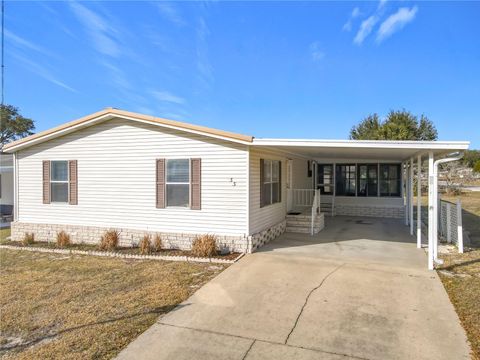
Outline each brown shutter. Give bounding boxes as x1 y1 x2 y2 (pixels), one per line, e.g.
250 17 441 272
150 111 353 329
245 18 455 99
278 161 282 202
156 159 166 208
260 159 265 208
190 158 201 210
42 160 51 204
69 160 78 205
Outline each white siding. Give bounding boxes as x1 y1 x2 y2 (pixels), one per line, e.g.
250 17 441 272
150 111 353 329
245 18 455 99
291 158 312 189
16 118 248 236
249 147 287 234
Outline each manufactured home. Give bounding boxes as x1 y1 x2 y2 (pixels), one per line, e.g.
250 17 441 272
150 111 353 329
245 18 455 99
3 108 469 266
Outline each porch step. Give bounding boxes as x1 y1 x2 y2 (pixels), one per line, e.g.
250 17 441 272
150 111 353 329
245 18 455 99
286 213 325 234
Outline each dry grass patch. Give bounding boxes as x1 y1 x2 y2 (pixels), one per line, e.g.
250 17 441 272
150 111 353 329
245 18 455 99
0 249 226 359
99 229 119 251
438 250 480 360
139 235 152 255
191 234 217 258
0 228 11 242
56 231 71 248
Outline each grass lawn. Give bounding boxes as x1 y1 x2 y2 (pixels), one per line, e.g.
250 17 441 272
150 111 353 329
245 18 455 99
436 191 480 360
0 228 11 242
438 250 480 360
0 249 226 359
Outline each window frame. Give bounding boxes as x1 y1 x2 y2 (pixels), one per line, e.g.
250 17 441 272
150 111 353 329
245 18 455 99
335 164 357 197
317 164 334 195
379 163 401 197
50 160 69 203
262 159 281 207
357 163 378 197
165 158 191 208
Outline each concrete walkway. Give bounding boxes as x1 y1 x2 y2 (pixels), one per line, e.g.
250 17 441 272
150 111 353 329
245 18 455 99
116 217 471 360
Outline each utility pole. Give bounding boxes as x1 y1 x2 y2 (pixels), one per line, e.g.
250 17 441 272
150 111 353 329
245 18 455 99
1 0 4 106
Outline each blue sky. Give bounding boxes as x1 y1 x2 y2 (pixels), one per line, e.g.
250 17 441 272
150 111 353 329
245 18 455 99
5 1 480 147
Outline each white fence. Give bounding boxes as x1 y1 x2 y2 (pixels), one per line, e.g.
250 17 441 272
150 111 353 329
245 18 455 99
439 198 464 252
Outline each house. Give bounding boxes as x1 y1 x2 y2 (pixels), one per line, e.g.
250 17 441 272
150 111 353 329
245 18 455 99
2 108 469 264
0 153 14 224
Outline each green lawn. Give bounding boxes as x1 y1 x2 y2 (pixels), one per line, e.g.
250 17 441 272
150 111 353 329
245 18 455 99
0 228 11 242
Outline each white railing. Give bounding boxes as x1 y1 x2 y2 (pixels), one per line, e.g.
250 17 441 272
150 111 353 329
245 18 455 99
310 189 321 235
290 189 316 208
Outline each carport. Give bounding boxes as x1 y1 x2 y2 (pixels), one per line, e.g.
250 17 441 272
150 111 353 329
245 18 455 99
252 139 470 269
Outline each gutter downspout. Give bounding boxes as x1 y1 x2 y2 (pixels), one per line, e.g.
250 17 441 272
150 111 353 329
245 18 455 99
433 152 464 263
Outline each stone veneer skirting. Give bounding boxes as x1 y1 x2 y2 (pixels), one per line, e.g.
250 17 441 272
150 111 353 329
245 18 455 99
335 204 405 219
11 220 287 254
249 220 286 252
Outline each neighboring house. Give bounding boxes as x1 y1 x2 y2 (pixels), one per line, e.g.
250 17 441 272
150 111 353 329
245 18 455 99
2 108 470 253
0 153 14 223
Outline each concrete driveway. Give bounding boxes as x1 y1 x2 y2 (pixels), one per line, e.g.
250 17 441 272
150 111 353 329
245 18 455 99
117 217 471 360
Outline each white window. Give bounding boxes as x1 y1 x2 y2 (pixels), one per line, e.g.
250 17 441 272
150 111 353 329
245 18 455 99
51 161 69 203
262 159 281 207
166 159 190 207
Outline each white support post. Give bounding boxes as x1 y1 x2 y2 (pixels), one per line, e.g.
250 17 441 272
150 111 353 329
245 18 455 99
410 158 414 235
457 199 464 253
433 158 439 261
427 151 434 270
404 162 409 226
417 155 422 248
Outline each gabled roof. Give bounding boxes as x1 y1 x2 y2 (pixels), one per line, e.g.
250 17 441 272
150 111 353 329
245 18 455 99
2 108 254 152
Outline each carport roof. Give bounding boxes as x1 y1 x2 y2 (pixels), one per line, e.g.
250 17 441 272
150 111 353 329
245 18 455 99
251 139 470 161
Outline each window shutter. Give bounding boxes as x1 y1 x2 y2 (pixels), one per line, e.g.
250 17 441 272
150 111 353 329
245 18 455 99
278 161 282 202
69 160 78 205
156 159 166 208
190 158 201 210
260 159 265 208
42 160 51 204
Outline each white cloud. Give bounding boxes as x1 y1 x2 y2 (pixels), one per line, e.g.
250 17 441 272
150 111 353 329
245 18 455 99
69 2 120 57
354 15 379 45
12 53 77 92
309 42 325 62
5 30 55 58
378 0 388 10
155 2 186 26
151 90 186 105
377 6 418 42
342 7 361 32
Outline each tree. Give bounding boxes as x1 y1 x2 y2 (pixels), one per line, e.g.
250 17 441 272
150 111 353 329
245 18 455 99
463 150 480 168
0 104 35 146
349 110 438 141
473 160 480 174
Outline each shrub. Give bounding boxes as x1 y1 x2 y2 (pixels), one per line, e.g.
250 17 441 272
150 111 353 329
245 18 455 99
191 234 218 258
99 229 119 251
153 234 163 252
139 234 152 255
56 231 71 248
22 232 35 246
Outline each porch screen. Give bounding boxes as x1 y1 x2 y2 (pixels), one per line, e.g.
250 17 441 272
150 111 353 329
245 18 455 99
357 164 378 197
380 164 401 197
335 164 356 196
317 164 333 195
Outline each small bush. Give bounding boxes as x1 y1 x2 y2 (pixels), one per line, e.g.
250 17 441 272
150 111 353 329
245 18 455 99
139 234 152 255
99 229 119 251
56 231 71 248
191 234 218 258
153 234 163 252
22 232 35 246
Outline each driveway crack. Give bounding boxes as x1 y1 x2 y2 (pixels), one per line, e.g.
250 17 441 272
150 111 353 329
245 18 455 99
242 339 256 360
284 263 345 344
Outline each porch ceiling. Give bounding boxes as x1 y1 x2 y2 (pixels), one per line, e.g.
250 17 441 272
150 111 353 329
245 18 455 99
251 139 470 161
